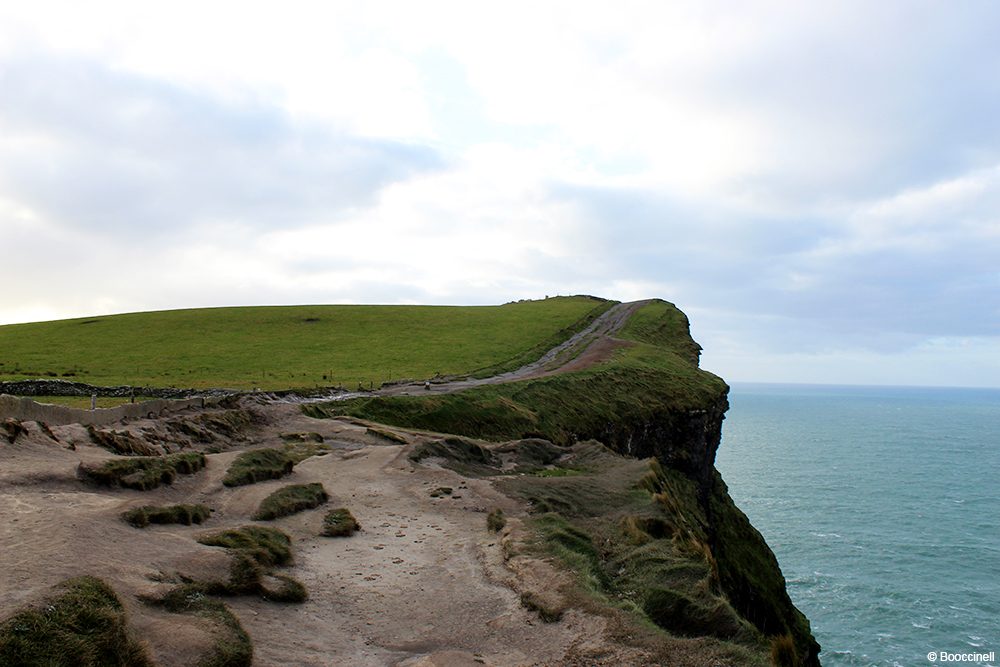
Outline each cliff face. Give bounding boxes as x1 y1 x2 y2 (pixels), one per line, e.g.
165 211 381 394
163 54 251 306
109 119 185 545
312 299 820 664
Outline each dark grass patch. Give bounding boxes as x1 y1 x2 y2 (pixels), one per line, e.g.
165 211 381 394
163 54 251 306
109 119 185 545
252 483 328 521
429 486 452 498
146 585 252 667
222 449 293 487
197 525 292 567
486 508 506 532
643 587 744 640
0 576 153 667
123 503 210 528
322 508 360 537
77 452 206 490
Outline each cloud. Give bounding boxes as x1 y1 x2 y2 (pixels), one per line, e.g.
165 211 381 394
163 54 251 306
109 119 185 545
0 54 442 239
1 1 999 386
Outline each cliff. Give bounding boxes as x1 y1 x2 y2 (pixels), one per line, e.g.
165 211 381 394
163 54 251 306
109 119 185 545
308 299 821 664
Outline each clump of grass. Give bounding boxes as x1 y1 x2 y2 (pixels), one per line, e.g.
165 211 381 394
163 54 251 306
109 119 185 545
147 585 252 667
519 591 564 623
222 449 293 487
263 575 308 603
366 427 407 443
486 508 506 532
642 587 743 640
77 452 206 490
252 483 328 520
0 576 153 666
429 486 452 498
197 525 293 566
123 503 210 528
192 527 308 606
770 634 799 667
322 508 360 537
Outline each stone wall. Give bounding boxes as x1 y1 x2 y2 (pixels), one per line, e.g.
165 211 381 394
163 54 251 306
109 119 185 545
0 394 222 426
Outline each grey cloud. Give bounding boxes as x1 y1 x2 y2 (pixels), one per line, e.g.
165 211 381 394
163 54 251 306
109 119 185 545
695 3 1000 203
548 181 1000 350
0 54 443 238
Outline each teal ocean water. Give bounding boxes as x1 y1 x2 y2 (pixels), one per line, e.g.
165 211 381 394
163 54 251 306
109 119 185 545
715 383 1000 667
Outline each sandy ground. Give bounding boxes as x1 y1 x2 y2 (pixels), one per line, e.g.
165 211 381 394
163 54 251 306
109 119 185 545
0 300 660 665
0 405 654 666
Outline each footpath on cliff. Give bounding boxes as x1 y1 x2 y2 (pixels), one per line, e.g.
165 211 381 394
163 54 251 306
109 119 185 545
0 300 819 667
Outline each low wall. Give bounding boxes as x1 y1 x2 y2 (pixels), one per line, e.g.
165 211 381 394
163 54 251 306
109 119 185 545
0 394 222 427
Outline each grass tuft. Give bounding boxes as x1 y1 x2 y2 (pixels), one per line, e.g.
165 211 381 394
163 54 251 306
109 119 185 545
77 452 206 490
486 508 506 532
197 525 293 567
262 575 308 603
222 449 293 487
322 508 360 537
252 483 329 520
0 576 153 666
123 503 210 528
770 633 799 667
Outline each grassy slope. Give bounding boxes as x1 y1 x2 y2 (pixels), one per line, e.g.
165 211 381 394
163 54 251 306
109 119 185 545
307 299 727 444
0 297 610 390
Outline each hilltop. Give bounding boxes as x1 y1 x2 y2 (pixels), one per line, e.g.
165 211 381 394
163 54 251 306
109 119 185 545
0 296 611 390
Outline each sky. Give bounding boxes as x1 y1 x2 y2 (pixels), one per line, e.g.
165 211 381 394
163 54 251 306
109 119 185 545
1 1 998 387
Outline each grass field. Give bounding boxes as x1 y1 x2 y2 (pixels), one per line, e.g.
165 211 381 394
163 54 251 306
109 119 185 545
0 296 610 390
308 299 727 445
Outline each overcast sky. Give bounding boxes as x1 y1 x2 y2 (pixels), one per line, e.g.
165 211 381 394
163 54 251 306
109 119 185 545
1 1 998 387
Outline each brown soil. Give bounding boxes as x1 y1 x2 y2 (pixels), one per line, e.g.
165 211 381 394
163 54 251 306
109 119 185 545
0 404 654 666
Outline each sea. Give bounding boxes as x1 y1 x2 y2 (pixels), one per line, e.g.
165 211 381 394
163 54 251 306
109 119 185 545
714 383 1000 667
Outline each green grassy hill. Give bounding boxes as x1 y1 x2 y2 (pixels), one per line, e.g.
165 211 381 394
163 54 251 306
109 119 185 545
0 297 611 390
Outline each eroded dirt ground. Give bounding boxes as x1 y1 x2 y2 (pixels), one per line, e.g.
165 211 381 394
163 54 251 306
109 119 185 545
0 403 653 666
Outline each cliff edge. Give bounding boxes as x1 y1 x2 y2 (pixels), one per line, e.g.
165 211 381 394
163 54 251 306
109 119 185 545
311 299 821 665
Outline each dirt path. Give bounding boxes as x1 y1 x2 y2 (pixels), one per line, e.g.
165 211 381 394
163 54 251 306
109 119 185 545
370 299 650 399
